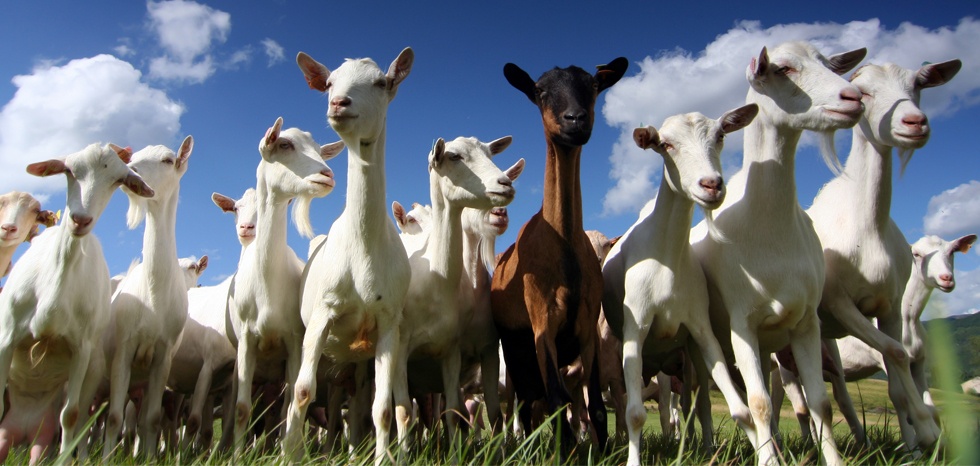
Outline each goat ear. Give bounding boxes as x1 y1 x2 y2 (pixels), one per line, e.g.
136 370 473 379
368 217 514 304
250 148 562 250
428 138 446 170
610 234 622 247
720 103 759 134
296 52 330 92
265 117 284 147
505 158 526 182
387 47 414 92
197 255 209 274
826 48 867 75
26 159 68 177
488 136 512 156
212 192 236 213
37 209 58 228
109 144 134 164
504 63 537 103
123 172 155 198
320 140 345 161
632 126 661 150
595 57 629 93
917 59 962 89
176 135 193 170
952 234 978 254
392 201 407 229
749 47 769 79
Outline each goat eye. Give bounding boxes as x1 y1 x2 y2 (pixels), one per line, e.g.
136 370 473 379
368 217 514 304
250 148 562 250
661 142 673 151
279 142 293 150
163 158 174 165
375 79 387 88
776 66 794 76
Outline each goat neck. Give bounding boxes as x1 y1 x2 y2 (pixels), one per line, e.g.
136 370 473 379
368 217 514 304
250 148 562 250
252 180 293 273
541 142 584 238
425 182 465 288
843 125 893 231
341 128 391 240
640 173 694 268
737 107 804 219
140 181 181 286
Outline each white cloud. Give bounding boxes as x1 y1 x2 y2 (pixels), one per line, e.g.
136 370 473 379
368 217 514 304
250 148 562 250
923 181 980 249
114 43 135 58
146 0 231 83
262 38 285 67
601 18 980 216
228 47 252 68
0 55 184 196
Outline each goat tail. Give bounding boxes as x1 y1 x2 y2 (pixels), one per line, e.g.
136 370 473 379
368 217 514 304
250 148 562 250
702 208 729 244
292 195 315 239
817 130 844 176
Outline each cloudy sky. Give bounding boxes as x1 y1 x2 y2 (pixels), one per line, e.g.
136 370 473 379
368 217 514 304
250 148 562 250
1 1 978 318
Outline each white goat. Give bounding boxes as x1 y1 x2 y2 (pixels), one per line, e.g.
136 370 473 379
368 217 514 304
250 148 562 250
774 233 976 442
394 202 514 433
805 59 961 450
0 143 153 464
603 105 758 465
0 191 57 279
178 189 257 452
285 48 414 464
689 42 866 466
103 135 194 457
229 117 341 452
212 188 258 255
391 136 522 443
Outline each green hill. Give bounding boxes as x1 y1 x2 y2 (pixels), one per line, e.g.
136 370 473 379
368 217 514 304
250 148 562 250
924 312 980 382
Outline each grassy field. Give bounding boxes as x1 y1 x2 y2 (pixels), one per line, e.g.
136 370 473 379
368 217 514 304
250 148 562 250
14 378 976 465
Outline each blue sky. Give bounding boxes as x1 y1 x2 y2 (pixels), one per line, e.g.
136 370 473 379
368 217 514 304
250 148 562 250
2 1 979 317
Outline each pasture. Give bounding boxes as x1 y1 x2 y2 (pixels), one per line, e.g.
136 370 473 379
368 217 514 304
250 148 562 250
10 378 976 465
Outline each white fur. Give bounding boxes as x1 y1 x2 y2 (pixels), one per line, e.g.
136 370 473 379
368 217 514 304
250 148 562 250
0 143 152 463
173 188 257 452
804 60 961 450
103 136 194 457
285 48 415 465
603 105 757 465
0 192 56 279
393 136 522 442
689 41 866 466
229 117 340 452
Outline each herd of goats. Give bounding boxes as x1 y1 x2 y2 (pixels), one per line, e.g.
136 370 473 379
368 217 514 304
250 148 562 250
0 38 973 466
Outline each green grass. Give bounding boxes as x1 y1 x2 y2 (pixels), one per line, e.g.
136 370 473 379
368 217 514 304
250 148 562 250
8 377 977 465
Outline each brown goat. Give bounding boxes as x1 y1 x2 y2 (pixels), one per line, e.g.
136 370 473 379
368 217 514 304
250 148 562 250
490 58 627 452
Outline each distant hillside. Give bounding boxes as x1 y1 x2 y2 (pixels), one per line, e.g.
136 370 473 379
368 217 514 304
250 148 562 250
923 312 980 382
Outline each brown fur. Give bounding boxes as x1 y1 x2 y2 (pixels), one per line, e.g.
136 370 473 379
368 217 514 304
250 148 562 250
491 58 627 451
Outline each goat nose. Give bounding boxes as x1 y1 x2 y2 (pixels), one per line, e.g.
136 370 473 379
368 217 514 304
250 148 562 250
699 177 724 193
321 168 334 178
563 111 587 123
902 113 927 128
1 224 15 233
331 96 352 107
939 273 953 283
840 87 861 103
498 175 512 187
71 214 92 228
491 207 507 216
